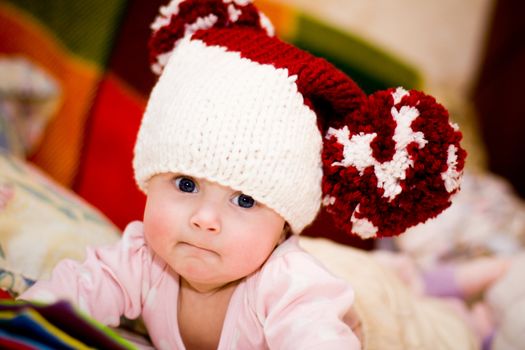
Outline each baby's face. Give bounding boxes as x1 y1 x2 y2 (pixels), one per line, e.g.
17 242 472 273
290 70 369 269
143 173 286 293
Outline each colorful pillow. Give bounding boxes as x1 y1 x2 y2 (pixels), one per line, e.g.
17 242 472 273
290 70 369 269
0 55 61 157
0 151 120 297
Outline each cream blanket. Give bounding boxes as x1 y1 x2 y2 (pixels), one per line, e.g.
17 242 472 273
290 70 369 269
300 236 479 350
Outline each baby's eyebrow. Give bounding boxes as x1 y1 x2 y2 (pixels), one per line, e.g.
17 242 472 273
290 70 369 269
173 173 195 180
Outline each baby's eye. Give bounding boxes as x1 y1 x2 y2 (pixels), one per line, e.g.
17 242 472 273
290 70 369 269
174 176 198 193
232 194 256 209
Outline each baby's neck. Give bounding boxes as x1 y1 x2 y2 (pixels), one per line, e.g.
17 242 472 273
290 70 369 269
178 278 238 350
180 277 237 295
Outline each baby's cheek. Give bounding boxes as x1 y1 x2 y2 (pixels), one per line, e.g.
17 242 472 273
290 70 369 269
143 195 177 233
229 238 275 273
143 219 173 249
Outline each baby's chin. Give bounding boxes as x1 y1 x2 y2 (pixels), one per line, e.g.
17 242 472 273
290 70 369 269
172 255 225 284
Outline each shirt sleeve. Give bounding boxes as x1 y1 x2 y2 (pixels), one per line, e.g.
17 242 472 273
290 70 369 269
255 246 361 350
18 221 154 326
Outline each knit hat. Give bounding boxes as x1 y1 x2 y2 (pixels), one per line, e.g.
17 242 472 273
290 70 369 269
133 0 466 239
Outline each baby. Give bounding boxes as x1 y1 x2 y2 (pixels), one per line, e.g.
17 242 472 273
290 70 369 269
19 0 466 349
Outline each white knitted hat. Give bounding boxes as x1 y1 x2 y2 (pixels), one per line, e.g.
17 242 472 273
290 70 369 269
133 0 466 238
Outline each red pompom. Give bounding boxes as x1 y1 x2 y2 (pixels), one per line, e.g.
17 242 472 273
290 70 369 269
322 87 466 238
148 0 270 74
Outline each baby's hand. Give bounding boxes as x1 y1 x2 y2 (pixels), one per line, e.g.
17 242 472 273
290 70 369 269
343 307 363 343
455 257 512 298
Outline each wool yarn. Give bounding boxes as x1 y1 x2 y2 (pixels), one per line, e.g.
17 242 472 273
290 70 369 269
133 0 466 238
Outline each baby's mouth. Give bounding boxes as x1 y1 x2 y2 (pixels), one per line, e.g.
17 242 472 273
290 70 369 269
178 241 217 255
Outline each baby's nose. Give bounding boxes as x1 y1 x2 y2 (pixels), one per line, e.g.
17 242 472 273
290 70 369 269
190 202 221 233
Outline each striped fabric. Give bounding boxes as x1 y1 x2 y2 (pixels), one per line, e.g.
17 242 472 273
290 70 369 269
0 300 135 349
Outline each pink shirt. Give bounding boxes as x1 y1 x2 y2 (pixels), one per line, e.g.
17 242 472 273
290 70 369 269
21 221 360 349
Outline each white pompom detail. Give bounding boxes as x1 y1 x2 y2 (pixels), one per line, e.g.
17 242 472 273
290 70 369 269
392 86 409 104
185 14 219 37
223 0 252 5
152 51 172 75
227 4 242 22
258 12 275 36
326 126 376 174
442 144 462 193
322 195 336 206
351 205 378 238
326 90 429 201
151 0 185 31
151 15 219 74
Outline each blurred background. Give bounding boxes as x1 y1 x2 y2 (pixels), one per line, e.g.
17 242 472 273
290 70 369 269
0 0 524 249
3 3 525 346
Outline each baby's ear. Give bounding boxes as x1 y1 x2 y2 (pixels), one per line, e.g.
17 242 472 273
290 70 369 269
321 87 466 239
278 223 292 244
141 173 167 194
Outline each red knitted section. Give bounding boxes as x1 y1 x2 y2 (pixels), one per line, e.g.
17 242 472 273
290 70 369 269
193 28 367 129
149 0 264 67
